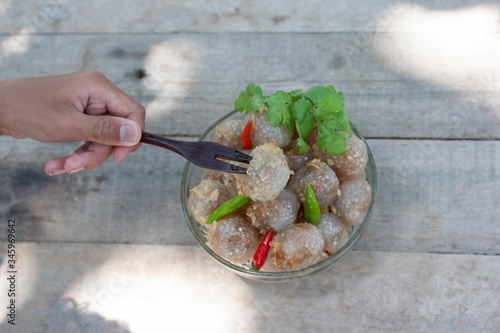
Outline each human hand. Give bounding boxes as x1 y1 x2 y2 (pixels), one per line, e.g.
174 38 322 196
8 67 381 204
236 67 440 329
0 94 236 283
0 71 145 176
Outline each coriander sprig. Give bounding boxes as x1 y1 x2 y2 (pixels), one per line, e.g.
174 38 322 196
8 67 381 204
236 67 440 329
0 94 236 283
234 83 352 155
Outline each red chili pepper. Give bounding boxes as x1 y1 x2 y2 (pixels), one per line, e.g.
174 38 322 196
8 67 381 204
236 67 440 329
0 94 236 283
250 229 273 271
240 119 253 149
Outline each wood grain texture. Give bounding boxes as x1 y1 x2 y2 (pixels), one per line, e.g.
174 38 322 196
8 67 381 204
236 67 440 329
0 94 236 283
357 139 500 255
0 0 498 33
0 136 191 246
0 1 498 331
0 243 498 332
1 136 498 255
0 34 498 139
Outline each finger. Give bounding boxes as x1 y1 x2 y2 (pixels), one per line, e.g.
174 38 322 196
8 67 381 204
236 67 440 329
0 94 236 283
45 157 67 176
84 72 146 129
61 112 142 147
62 142 114 173
113 145 140 162
47 141 137 173
105 96 146 131
44 142 93 175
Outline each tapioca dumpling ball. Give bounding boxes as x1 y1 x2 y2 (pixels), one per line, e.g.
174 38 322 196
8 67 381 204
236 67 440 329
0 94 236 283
207 216 259 264
316 212 349 255
211 119 244 150
270 223 325 270
236 141 291 202
244 112 293 148
288 159 339 208
259 251 281 272
284 140 314 172
334 178 372 226
315 134 368 181
221 172 239 196
203 169 224 182
187 179 231 225
246 189 300 232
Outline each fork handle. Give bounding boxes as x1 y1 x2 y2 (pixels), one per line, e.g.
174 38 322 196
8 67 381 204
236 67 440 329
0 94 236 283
140 131 189 158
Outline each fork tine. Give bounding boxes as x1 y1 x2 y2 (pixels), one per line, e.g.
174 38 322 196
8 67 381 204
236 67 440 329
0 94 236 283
215 149 252 164
199 158 248 174
201 142 252 163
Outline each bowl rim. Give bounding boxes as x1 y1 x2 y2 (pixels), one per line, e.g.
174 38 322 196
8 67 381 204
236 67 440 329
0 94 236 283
181 110 377 280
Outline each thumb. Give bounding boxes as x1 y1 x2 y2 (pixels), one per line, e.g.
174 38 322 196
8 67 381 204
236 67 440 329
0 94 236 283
81 115 141 146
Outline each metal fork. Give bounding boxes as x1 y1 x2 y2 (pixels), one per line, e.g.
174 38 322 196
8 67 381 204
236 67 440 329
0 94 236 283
140 131 252 174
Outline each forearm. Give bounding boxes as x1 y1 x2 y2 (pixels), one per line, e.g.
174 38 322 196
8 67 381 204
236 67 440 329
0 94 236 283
0 79 12 136
0 78 30 139
0 74 93 141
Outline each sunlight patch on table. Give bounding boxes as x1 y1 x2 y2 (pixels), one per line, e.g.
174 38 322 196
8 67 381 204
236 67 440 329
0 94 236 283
0 29 32 61
382 3 500 33
374 3 500 121
140 39 200 119
63 246 259 332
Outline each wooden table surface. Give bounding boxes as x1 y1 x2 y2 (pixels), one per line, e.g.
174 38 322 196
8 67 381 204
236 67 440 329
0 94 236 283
0 1 499 332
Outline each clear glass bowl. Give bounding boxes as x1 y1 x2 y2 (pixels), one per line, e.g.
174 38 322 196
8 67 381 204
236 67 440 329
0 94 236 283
181 110 377 281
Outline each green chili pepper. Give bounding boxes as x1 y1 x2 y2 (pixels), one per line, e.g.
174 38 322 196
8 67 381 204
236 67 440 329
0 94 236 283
304 183 320 225
206 194 251 224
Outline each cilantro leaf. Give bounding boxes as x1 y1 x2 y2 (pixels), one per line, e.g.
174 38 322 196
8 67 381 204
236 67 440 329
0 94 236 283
265 91 294 131
323 109 352 134
296 137 308 154
290 89 305 102
292 98 314 139
304 86 331 105
317 122 348 155
315 86 352 155
234 83 265 113
317 86 345 117
290 89 303 95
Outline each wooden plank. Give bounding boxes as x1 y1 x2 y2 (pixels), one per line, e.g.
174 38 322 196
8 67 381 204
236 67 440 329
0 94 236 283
0 0 498 34
0 33 498 139
0 243 498 332
357 139 500 255
0 136 194 246
1 137 499 255
0 139 179 244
